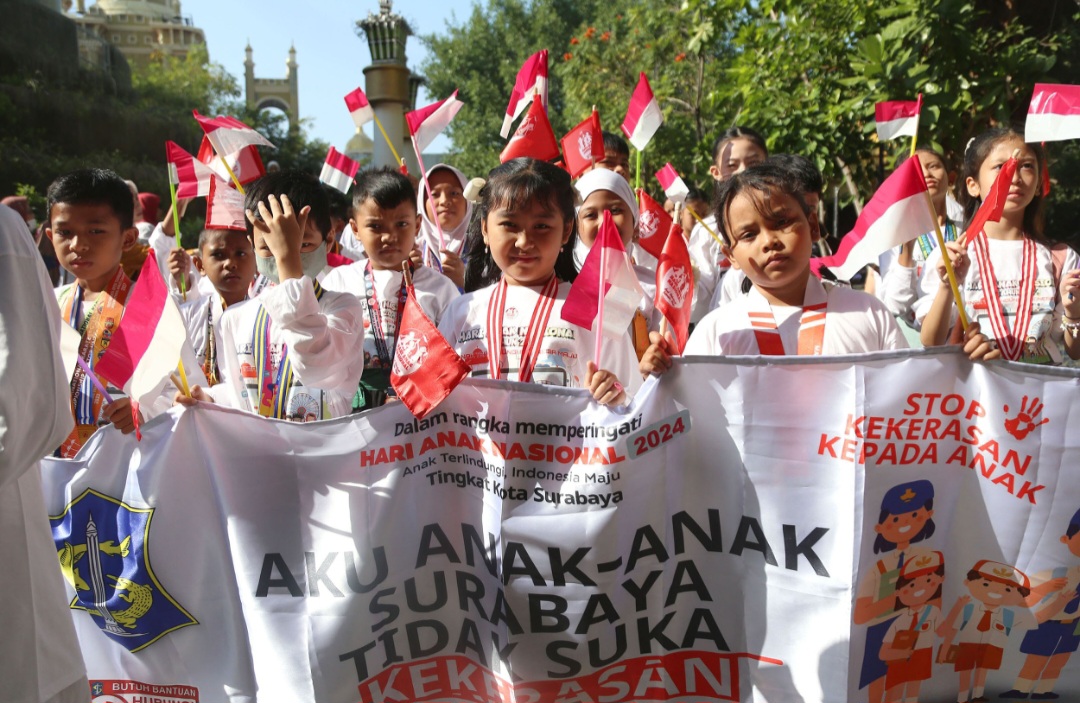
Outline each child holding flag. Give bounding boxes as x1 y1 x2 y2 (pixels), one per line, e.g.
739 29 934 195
639 162 996 366
179 170 364 420
47 169 144 456
918 128 1078 364
416 163 473 288
322 167 459 409
439 158 638 405
179 227 259 387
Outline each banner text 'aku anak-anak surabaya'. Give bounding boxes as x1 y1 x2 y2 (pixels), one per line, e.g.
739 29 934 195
42 350 1080 703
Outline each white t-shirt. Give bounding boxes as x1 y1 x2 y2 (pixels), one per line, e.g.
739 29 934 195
879 217 964 324
686 278 908 355
321 263 460 370
687 215 731 322
211 276 364 419
0 205 88 702
438 280 641 396
147 222 205 303
955 601 1034 649
916 238 1078 364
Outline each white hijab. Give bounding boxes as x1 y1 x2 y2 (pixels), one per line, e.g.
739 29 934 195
417 163 473 258
572 169 639 270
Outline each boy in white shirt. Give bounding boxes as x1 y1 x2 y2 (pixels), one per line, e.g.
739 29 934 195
181 170 364 420
322 167 459 409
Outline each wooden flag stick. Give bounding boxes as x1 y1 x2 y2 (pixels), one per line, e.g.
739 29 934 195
594 224 608 367
218 155 246 194
686 204 724 247
412 138 446 254
923 189 969 331
372 113 404 166
166 169 188 301
635 148 642 191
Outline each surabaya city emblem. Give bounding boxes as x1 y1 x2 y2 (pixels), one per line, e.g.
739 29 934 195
50 488 197 652
393 330 429 376
661 266 692 308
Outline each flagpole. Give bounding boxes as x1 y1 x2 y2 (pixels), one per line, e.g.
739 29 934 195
923 189 970 331
215 154 246 195
909 93 923 158
590 105 598 169
595 220 608 367
166 168 188 302
373 113 404 166
412 137 446 252
76 356 115 404
635 148 642 191
686 205 723 247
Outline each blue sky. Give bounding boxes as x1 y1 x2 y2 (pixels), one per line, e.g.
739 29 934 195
184 0 463 152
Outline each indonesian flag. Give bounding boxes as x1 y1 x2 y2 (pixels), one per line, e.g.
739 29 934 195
559 110 604 179
193 110 274 156
656 163 690 204
1025 83 1080 143
95 251 189 411
621 72 663 151
197 137 265 187
655 220 694 353
562 210 644 338
636 188 672 260
206 178 247 231
344 86 376 129
500 97 560 163
319 146 360 194
811 156 934 280
391 285 470 419
501 50 549 138
406 91 464 154
963 152 1017 244
875 95 922 141
166 141 219 199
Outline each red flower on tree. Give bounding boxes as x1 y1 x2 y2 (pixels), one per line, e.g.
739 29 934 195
563 52 573 61
675 52 686 62
570 37 579 45
600 31 610 41
584 27 596 39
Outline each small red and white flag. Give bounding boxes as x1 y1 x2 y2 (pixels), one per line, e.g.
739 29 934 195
206 178 247 231
95 251 190 412
197 137 265 187
193 110 274 157
391 285 470 419
319 146 360 194
559 110 604 179
811 156 934 280
344 86 376 129
964 153 1017 244
500 97 560 163
407 91 464 154
655 163 690 204
501 50 549 138
636 188 673 260
562 210 644 339
655 220 694 353
166 141 219 199
1025 83 1080 143
621 72 663 151
875 95 922 141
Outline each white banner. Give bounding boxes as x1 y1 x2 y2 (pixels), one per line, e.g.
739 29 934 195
41 350 1080 703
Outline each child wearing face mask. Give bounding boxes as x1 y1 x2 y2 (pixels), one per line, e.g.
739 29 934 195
177 170 364 421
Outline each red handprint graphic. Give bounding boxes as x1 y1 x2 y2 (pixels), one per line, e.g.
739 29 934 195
1004 396 1049 440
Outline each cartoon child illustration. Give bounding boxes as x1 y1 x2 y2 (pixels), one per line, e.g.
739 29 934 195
854 480 938 703
938 560 1036 703
1002 508 1080 700
879 551 945 703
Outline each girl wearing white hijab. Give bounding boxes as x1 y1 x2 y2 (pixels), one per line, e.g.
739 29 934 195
416 163 473 288
573 169 662 357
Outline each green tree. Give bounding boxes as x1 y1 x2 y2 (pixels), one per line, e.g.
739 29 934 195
131 43 239 116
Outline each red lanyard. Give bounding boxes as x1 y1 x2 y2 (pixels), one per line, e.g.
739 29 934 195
969 233 1036 361
363 262 409 366
747 286 827 356
486 276 559 382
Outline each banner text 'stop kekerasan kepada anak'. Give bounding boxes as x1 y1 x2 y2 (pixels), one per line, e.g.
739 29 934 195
41 350 1080 703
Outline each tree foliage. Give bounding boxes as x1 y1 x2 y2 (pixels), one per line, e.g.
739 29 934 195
421 0 1080 235
131 43 239 116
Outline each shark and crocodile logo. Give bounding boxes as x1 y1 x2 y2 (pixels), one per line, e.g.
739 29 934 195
50 488 197 652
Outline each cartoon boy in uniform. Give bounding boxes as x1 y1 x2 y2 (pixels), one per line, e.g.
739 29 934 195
939 560 1035 703
1002 508 1080 699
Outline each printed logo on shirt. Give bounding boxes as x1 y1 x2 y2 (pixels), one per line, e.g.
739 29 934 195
50 489 198 652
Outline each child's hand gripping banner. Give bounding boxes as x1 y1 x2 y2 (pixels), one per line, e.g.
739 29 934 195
41 350 1080 703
